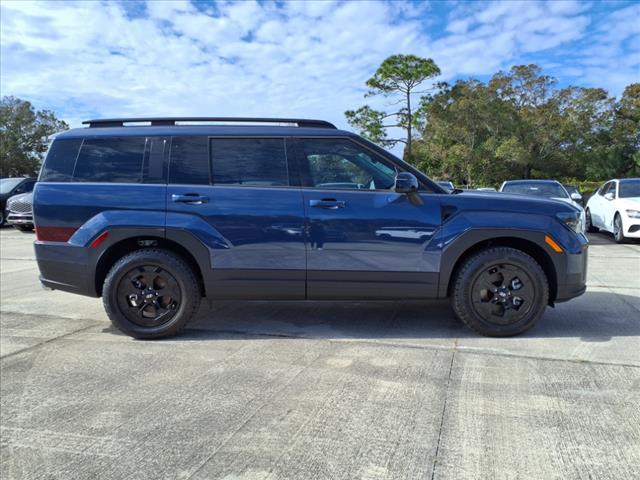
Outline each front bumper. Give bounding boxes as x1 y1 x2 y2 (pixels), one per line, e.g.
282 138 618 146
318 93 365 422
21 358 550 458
554 237 588 303
7 212 33 226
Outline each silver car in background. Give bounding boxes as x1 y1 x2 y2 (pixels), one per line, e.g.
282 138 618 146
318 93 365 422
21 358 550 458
6 192 34 232
499 179 586 233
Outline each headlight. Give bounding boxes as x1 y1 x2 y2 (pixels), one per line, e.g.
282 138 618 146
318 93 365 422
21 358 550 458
556 211 582 234
626 209 640 219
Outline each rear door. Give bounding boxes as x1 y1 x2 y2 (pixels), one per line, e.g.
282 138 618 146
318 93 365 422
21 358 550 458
294 137 442 299
166 136 306 299
35 135 167 242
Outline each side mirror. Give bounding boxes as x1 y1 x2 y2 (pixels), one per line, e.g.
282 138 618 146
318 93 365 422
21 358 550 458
570 192 582 201
604 192 614 201
395 172 419 193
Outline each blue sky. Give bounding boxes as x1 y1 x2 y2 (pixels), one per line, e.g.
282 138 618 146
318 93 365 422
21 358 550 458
1 0 639 135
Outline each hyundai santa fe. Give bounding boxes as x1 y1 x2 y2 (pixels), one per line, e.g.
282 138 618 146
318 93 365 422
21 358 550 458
33 117 588 339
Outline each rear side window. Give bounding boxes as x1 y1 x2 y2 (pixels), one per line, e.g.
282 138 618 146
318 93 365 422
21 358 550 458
169 137 210 185
210 138 288 186
73 137 146 183
39 139 82 182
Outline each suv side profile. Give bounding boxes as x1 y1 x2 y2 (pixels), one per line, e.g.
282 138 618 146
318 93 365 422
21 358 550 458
34 118 588 339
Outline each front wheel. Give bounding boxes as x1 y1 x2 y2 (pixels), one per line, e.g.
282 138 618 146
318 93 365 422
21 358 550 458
613 213 626 243
103 249 201 339
452 247 549 337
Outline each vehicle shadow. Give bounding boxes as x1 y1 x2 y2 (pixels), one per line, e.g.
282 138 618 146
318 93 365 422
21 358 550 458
166 290 640 342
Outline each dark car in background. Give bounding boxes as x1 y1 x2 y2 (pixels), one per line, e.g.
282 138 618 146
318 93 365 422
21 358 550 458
33 117 588 339
0 177 36 226
6 192 34 231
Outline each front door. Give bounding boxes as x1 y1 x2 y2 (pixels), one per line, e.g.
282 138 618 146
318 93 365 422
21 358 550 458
294 137 442 299
166 136 306 299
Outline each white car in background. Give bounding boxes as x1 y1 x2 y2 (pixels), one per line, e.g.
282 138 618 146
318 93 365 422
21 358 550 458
585 178 640 243
499 179 586 232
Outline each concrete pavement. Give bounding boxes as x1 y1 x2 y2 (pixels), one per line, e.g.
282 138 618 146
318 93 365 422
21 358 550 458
1 227 639 479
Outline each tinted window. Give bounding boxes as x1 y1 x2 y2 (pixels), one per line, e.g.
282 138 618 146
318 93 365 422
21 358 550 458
73 137 146 183
619 179 640 198
210 138 288 186
299 138 396 190
39 139 82 182
18 180 36 193
169 137 210 185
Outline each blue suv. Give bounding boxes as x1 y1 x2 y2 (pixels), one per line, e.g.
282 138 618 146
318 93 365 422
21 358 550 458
33 117 588 338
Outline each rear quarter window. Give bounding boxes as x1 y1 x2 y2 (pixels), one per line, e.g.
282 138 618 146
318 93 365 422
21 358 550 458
39 139 82 182
73 137 146 183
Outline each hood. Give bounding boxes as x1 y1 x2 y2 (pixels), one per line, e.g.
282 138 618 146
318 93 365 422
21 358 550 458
617 197 640 209
6 192 33 207
451 190 581 215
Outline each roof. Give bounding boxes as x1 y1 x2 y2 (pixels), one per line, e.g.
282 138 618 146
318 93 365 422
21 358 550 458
55 124 354 140
502 179 562 184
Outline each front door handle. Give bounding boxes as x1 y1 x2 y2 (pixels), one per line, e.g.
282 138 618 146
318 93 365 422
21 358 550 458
171 193 209 205
309 199 346 209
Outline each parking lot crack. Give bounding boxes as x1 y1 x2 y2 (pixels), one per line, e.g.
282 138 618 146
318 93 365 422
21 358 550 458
430 349 455 480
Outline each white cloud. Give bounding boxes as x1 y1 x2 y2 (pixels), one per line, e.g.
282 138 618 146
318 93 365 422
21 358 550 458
0 0 637 149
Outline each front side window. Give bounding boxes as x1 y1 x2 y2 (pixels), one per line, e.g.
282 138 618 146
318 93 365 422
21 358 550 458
210 138 288 186
298 138 396 190
73 137 146 183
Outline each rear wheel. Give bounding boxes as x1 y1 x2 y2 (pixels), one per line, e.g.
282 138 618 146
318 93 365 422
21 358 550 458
103 249 201 339
452 247 549 337
613 213 626 243
585 209 598 233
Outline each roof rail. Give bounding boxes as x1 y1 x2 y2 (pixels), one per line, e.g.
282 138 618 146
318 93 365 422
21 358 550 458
82 117 337 129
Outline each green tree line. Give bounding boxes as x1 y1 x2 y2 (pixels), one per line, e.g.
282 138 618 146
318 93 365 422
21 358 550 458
347 57 639 188
0 97 68 177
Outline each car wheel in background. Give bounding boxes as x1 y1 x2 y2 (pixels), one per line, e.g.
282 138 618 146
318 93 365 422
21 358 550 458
585 209 598 233
0 211 5 226
613 213 626 243
452 247 549 337
103 249 201 339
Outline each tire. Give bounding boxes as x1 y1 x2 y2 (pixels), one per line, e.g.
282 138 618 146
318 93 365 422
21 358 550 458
585 209 598 233
613 213 626 243
452 247 549 337
0 211 5 226
103 249 201 339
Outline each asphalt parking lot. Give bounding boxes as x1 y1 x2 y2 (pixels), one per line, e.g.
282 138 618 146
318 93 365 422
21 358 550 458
1 227 639 480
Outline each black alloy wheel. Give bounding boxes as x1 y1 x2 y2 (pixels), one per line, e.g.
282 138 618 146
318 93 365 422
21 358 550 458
103 249 200 339
470 263 535 325
452 247 548 336
117 265 182 327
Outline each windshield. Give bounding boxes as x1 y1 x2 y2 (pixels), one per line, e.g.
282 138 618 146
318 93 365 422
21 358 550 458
619 179 640 198
502 182 569 199
0 178 23 194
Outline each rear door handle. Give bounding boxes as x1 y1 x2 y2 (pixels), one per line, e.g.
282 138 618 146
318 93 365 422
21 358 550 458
309 199 346 209
171 193 209 205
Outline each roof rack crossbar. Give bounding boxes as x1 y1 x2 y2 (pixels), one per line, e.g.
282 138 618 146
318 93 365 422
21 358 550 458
82 117 336 129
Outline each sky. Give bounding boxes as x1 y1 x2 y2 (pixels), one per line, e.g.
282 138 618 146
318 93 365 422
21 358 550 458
1 0 639 137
